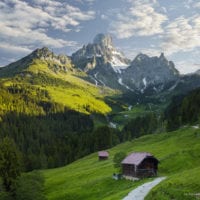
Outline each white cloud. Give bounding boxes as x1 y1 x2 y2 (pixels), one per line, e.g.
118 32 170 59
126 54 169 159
101 14 108 20
109 0 167 39
65 5 95 21
0 43 31 54
182 0 200 9
161 15 200 54
73 0 96 5
175 61 200 74
0 0 95 51
193 2 200 9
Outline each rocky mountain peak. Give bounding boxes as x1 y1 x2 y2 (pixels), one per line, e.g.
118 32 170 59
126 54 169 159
120 53 180 92
30 47 71 66
93 33 113 48
134 53 149 62
159 52 165 59
33 47 54 58
72 33 130 73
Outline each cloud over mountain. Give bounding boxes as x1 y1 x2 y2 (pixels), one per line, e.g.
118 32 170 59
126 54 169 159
162 15 200 54
109 0 168 39
0 0 95 52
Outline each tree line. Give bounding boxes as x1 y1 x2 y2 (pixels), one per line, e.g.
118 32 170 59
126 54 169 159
165 88 200 131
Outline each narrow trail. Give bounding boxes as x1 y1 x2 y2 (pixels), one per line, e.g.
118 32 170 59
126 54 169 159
123 177 166 200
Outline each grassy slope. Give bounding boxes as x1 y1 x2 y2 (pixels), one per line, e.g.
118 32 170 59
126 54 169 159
43 126 200 200
27 59 114 115
0 59 114 115
1 58 166 126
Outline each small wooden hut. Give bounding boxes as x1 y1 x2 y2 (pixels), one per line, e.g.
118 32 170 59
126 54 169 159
98 151 109 160
121 152 159 178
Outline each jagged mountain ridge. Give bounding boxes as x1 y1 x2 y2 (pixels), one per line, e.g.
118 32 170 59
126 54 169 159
120 52 180 93
72 33 130 73
1 33 200 104
0 47 76 80
71 33 131 89
72 33 181 94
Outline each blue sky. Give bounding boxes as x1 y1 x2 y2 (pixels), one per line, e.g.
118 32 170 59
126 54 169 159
0 0 200 74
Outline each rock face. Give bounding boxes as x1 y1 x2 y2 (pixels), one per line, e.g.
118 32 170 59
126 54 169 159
72 34 180 93
0 47 74 78
121 53 180 93
71 34 131 88
72 33 130 73
32 47 72 66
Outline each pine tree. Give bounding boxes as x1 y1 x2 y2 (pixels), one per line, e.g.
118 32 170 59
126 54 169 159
0 137 21 194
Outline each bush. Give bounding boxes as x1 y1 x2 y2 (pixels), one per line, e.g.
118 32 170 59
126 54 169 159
15 171 46 200
113 152 126 172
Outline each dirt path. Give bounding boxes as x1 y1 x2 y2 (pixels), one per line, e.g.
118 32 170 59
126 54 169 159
123 177 166 200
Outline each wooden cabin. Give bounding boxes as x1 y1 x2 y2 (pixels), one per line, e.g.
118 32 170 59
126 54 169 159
121 152 159 178
98 151 109 160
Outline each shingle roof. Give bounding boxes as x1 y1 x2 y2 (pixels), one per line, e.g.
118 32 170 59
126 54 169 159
121 152 154 166
98 151 109 157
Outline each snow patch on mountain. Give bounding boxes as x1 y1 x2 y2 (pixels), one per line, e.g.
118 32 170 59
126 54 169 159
143 78 147 87
153 87 158 92
92 72 106 87
110 56 129 74
140 78 148 93
90 76 98 86
112 50 121 56
94 72 98 79
99 79 106 87
168 80 179 91
118 78 134 91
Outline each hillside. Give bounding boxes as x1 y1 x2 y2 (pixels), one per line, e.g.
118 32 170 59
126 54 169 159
1 44 200 173
0 47 114 115
0 47 119 171
43 126 200 200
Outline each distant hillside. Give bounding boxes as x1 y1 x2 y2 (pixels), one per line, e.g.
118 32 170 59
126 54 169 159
0 47 113 115
165 87 200 131
0 47 118 171
43 126 200 200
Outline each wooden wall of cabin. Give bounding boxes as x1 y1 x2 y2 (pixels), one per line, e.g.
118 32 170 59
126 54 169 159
99 156 108 161
137 157 158 178
122 164 136 176
139 157 158 170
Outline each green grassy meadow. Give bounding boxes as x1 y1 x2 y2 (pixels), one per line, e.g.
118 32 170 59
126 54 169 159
43 126 200 200
0 58 114 115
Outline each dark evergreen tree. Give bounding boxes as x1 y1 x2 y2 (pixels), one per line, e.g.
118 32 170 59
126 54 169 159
0 137 21 194
123 112 159 140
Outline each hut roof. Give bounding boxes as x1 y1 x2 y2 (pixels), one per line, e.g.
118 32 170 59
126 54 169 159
122 152 155 166
98 151 109 157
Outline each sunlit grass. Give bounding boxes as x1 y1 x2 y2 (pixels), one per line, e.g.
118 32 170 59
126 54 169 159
43 126 200 200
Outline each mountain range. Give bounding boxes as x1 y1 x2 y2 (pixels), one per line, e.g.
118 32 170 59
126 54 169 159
1 33 200 112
